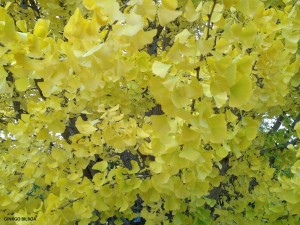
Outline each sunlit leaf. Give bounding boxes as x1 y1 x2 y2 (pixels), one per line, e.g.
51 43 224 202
34 19 50 38
15 77 30 92
92 161 108 172
179 146 201 161
152 61 172 78
158 7 182 26
76 117 97 134
229 76 252 107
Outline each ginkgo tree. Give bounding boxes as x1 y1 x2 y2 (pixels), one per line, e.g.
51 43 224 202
0 0 299 224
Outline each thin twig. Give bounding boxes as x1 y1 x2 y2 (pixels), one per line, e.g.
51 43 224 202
34 78 46 100
191 99 196 113
59 197 83 209
206 0 217 40
103 25 112 42
195 67 200 81
252 60 257 71
103 21 118 43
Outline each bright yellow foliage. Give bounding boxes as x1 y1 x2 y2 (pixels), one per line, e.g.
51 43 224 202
0 0 299 224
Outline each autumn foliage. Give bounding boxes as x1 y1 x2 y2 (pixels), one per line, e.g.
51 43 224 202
0 0 300 224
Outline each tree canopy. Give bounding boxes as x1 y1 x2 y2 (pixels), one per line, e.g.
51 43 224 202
0 0 300 224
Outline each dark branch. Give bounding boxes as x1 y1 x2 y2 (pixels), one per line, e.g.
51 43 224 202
59 197 83 209
147 23 163 56
34 78 46 100
195 67 200 81
267 115 284 135
61 117 80 143
206 0 217 40
145 104 164 117
102 21 118 43
191 99 196 113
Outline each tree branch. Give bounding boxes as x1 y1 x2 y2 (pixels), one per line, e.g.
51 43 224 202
102 21 118 43
59 197 83 209
267 115 284 135
195 66 201 81
147 23 163 56
61 117 80 143
191 99 196 113
34 78 46 100
206 0 217 40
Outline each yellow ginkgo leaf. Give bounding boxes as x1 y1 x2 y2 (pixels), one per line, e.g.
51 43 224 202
179 146 200 161
152 61 172 78
164 195 180 210
95 193 109 211
118 196 129 212
153 172 171 184
222 0 238 8
76 117 97 134
137 128 149 138
214 91 228 108
51 148 67 163
215 37 231 53
171 86 191 108
197 38 215 55
295 122 300 138
15 77 30 92
95 0 125 21
292 160 300 177
92 161 108 172
207 114 227 143
45 193 60 214
115 13 143 36
0 67 9 94
158 7 182 26
64 9 89 40
174 180 189 198
150 115 170 134
37 128 50 140
1 195 11 207
16 20 27 32
225 110 238 122
229 76 252 107
83 0 96 10
38 80 57 97
236 0 261 18
243 117 260 140
216 146 229 159
162 0 178 10
237 55 256 75
91 131 102 145
186 77 203 99
175 29 192 44
181 125 200 142
33 19 50 38
184 0 200 22
67 173 80 181
48 121 65 133
149 161 162 173
73 201 88 215
134 0 156 20
129 160 140 174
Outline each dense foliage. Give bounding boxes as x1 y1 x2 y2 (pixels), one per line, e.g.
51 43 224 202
0 0 299 224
